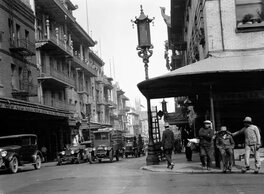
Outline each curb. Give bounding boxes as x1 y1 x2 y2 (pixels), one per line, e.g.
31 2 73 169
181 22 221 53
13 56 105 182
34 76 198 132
140 165 264 174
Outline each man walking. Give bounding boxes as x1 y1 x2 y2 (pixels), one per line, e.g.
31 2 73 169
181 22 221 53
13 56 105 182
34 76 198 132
232 117 261 173
199 120 214 171
216 126 235 173
162 123 175 169
182 127 194 161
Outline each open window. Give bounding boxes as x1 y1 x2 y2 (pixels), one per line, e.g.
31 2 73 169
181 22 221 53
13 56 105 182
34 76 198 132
236 0 264 31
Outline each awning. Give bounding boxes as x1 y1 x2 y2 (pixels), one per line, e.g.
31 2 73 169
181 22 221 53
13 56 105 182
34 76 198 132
138 54 264 99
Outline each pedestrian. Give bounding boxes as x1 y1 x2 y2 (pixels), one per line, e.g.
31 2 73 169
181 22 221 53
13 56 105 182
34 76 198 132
162 123 175 169
232 117 261 173
216 126 235 173
198 120 214 171
41 146 48 162
182 127 194 161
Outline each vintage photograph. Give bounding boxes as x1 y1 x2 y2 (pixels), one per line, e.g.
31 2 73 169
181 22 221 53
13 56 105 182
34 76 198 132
0 0 264 193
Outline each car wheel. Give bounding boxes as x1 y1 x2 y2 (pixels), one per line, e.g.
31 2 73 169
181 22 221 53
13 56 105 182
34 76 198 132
9 156 19 174
34 155 41 170
109 150 113 162
125 154 128 158
98 159 102 163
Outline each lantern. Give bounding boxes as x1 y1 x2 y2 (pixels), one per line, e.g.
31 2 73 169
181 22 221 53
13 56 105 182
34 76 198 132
133 5 154 49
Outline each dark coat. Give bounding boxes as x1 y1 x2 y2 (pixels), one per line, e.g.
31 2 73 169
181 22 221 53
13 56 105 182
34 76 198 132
162 129 175 150
216 131 235 149
199 127 214 147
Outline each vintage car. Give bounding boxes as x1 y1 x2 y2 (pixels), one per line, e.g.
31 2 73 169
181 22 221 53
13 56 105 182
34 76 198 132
123 134 138 158
57 144 87 165
0 134 43 173
92 129 123 162
80 140 94 164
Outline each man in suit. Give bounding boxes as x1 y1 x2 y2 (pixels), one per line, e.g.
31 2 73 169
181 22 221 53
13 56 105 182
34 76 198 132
162 123 175 169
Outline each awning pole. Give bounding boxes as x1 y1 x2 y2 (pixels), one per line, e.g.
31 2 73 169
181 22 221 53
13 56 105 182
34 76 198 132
210 85 216 131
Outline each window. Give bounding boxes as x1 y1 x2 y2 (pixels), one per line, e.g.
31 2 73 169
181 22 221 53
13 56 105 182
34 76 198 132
236 0 264 30
11 64 16 90
0 31 3 48
8 18 14 43
25 30 29 41
16 24 20 46
18 67 23 90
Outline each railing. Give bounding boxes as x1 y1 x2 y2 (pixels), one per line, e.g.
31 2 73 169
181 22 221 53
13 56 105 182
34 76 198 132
10 38 35 55
36 31 73 56
12 82 38 96
72 54 97 76
50 68 75 86
44 99 75 112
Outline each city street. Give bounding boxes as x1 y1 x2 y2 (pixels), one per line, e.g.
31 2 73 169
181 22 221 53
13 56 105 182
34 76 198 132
0 156 264 194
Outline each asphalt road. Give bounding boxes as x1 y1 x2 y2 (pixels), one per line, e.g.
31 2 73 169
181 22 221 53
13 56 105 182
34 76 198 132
0 156 264 194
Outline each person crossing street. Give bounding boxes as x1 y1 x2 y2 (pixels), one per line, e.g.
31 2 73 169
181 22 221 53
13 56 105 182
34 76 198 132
162 123 175 169
232 117 262 174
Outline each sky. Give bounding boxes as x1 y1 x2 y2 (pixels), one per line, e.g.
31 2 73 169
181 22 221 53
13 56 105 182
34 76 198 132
70 0 174 111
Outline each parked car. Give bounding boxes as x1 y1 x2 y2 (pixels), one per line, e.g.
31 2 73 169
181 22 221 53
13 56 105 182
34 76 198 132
92 129 123 162
80 140 94 164
57 144 86 165
0 134 43 173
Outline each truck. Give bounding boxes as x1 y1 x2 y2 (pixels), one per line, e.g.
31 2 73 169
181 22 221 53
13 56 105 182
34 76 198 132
92 129 123 162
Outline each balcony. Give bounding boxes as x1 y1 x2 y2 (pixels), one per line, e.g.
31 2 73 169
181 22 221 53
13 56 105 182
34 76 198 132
72 54 97 77
43 99 75 112
9 38 35 56
36 32 73 57
38 68 75 87
35 0 76 23
12 82 38 98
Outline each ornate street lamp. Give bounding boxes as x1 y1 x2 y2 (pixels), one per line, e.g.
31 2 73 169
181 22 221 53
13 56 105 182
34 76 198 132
132 5 159 165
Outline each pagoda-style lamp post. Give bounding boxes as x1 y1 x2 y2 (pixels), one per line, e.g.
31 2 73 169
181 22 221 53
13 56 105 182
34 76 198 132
132 5 159 165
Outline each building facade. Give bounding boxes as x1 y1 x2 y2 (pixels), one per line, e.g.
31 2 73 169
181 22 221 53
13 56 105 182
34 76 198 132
0 0 131 160
167 0 264 136
0 0 72 160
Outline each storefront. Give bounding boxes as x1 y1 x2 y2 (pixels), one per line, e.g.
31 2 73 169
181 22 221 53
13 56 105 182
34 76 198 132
138 54 264 145
0 97 71 161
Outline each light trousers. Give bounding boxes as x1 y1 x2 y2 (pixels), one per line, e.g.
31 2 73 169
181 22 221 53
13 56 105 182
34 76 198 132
245 145 261 169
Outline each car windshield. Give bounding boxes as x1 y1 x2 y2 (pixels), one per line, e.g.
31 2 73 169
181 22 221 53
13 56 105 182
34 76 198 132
94 132 109 140
0 137 21 147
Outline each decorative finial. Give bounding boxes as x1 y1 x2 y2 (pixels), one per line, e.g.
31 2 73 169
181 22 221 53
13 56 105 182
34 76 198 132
140 5 143 14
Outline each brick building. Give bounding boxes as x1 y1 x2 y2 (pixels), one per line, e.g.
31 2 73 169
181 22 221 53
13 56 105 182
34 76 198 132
0 0 71 160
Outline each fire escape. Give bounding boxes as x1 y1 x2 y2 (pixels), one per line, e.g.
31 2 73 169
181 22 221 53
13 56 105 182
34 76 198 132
7 0 37 101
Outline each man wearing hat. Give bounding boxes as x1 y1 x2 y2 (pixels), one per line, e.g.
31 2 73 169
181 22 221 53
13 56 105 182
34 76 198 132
199 120 214 170
162 123 175 169
216 126 235 173
232 117 261 173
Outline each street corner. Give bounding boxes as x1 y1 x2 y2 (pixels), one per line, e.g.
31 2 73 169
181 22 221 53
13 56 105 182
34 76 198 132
140 162 254 174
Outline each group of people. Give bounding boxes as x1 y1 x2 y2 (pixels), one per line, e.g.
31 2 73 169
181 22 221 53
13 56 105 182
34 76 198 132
161 116 262 173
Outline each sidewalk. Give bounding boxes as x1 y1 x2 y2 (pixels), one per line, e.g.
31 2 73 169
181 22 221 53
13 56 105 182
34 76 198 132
141 152 264 174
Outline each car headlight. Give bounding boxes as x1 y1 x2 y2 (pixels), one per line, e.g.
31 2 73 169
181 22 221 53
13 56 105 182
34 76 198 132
104 147 108 151
61 151 65 155
1 151 7 157
71 150 74 155
92 148 96 151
